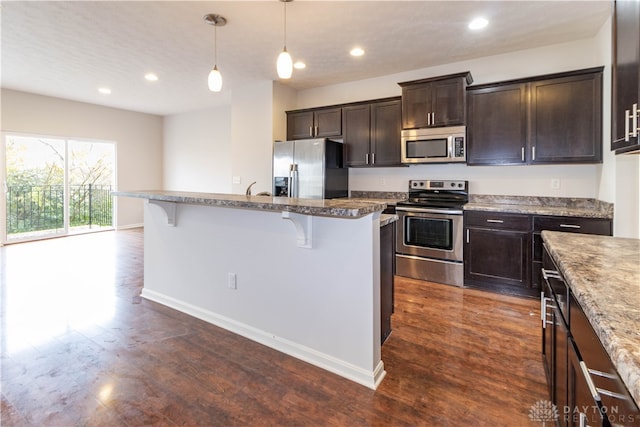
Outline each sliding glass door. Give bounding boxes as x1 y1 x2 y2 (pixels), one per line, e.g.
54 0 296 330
2 134 115 243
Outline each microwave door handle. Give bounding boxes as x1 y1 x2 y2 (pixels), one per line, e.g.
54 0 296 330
448 136 454 158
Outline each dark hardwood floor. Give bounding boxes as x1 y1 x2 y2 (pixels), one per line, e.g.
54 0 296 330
1 229 547 426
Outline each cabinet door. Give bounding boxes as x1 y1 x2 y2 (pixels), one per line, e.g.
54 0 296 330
314 107 342 138
401 83 432 129
370 99 402 166
343 104 371 167
432 78 465 127
464 227 530 290
467 83 528 165
287 111 315 140
612 0 640 151
530 72 603 163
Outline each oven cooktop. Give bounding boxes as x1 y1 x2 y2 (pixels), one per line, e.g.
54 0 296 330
397 179 469 209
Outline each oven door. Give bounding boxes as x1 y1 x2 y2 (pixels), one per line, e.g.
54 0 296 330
396 206 463 262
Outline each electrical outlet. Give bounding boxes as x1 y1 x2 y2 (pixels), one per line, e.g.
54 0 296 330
551 179 560 189
232 176 241 185
228 273 237 290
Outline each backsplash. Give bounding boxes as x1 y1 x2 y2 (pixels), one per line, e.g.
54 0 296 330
350 190 408 200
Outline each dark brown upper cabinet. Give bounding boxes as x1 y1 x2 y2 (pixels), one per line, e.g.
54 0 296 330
611 0 640 153
343 98 402 167
286 107 342 140
466 67 603 166
467 82 528 165
398 72 473 130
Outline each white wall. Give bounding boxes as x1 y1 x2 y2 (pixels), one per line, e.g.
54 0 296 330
295 37 605 198
229 81 276 196
163 106 232 193
0 89 163 229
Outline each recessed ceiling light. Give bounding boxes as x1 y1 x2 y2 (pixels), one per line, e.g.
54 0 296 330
468 17 489 30
294 61 306 70
145 73 159 81
350 47 365 57
98 87 111 95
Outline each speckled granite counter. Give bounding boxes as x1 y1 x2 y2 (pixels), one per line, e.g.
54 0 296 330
380 214 398 227
465 195 613 219
542 231 640 406
114 190 386 219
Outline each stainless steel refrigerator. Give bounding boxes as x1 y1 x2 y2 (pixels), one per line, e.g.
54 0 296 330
272 138 348 199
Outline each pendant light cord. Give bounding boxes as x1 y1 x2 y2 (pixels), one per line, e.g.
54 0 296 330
214 24 218 67
283 1 287 49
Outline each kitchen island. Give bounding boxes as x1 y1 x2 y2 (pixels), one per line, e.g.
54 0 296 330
114 190 388 389
542 231 640 411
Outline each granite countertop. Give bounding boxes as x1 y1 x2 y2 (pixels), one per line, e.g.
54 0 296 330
465 195 613 219
113 190 386 219
542 231 640 406
380 214 399 227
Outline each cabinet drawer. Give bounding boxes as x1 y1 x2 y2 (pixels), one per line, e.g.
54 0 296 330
570 294 640 421
533 216 612 235
464 211 531 231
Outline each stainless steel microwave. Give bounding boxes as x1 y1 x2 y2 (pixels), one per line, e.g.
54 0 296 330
401 126 466 164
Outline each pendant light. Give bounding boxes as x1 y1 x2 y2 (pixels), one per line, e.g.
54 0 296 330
277 0 293 79
204 14 227 92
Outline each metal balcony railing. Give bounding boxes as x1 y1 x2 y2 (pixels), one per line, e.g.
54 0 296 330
6 184 113 235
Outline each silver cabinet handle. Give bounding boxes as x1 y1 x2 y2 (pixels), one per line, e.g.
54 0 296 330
309 126 313 137
626 109 631 142
521 147 525 161
542 268 562 280
580 360 602 402
633 103 638 138
486 219 504 223
314 126 318 136
559 224 581 229
371 152 375 165
466 228 469 243
532 146 536 161
580 361 630 402
365 153 369 164
431 112 435 125
427 112 431 126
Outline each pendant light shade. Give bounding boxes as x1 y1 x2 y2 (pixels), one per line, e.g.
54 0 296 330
204 14 227 92
277 0 294 79
208 66 223 92
277 48 293 79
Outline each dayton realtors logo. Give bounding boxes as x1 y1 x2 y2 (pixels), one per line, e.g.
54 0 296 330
528 400 638 425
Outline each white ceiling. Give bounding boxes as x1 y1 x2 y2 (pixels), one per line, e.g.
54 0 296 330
1 1 611 116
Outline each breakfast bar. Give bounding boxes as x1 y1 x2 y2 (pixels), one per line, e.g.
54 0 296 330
114 191 388 389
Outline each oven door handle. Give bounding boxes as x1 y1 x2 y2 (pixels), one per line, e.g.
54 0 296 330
396 206 463 215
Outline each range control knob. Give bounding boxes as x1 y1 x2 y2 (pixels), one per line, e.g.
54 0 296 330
451 183 455 187
458 183 463 188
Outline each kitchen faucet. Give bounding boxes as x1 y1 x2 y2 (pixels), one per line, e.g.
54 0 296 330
245 181 257 195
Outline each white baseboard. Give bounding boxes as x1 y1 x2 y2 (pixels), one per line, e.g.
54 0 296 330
141 288 384 390
116 223 144 230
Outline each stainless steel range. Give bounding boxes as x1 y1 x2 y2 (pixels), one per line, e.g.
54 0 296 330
395 179 469 287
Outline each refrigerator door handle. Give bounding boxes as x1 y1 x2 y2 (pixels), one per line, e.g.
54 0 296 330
288 164 294 197
293 164 299 198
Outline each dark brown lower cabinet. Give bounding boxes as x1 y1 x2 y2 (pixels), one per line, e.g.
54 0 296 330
463 211 533 296
542 245 640 426
464 210 612 297
380 221 395 344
